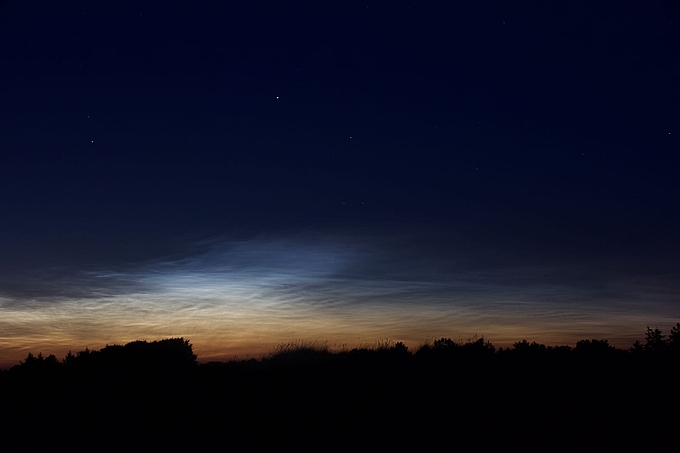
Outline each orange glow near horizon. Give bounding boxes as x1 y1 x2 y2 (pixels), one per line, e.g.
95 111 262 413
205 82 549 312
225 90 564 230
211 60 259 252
2 293 677 368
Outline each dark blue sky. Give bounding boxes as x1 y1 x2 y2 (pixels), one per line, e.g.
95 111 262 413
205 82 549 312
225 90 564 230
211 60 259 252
1 1 678 364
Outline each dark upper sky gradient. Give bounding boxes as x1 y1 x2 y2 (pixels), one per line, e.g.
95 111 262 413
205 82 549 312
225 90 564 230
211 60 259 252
1 1 678 363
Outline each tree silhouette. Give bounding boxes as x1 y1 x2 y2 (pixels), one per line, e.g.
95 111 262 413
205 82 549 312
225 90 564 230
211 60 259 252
512 340 547 356
433 338 458 350
668 323 680 353
62 350 76 366
21 351 38 366
644 327 667 352
415 337 460 361
629 340 644 354
574 339 615 357
15 351 62 376
390 341 409 355
461 335 495 357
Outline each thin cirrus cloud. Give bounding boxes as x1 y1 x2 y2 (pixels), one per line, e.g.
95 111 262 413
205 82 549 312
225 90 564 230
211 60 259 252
1 229 678 366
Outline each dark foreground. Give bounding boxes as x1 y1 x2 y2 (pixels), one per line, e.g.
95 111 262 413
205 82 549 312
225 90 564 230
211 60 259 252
2 336 679 449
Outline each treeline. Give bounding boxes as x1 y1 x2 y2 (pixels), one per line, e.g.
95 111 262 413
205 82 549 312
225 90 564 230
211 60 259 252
2 326 679 448
6 323 680 374
11 338 198 374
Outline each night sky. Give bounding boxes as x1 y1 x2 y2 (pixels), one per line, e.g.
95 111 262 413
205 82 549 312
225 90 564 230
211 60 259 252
1 1 678 366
